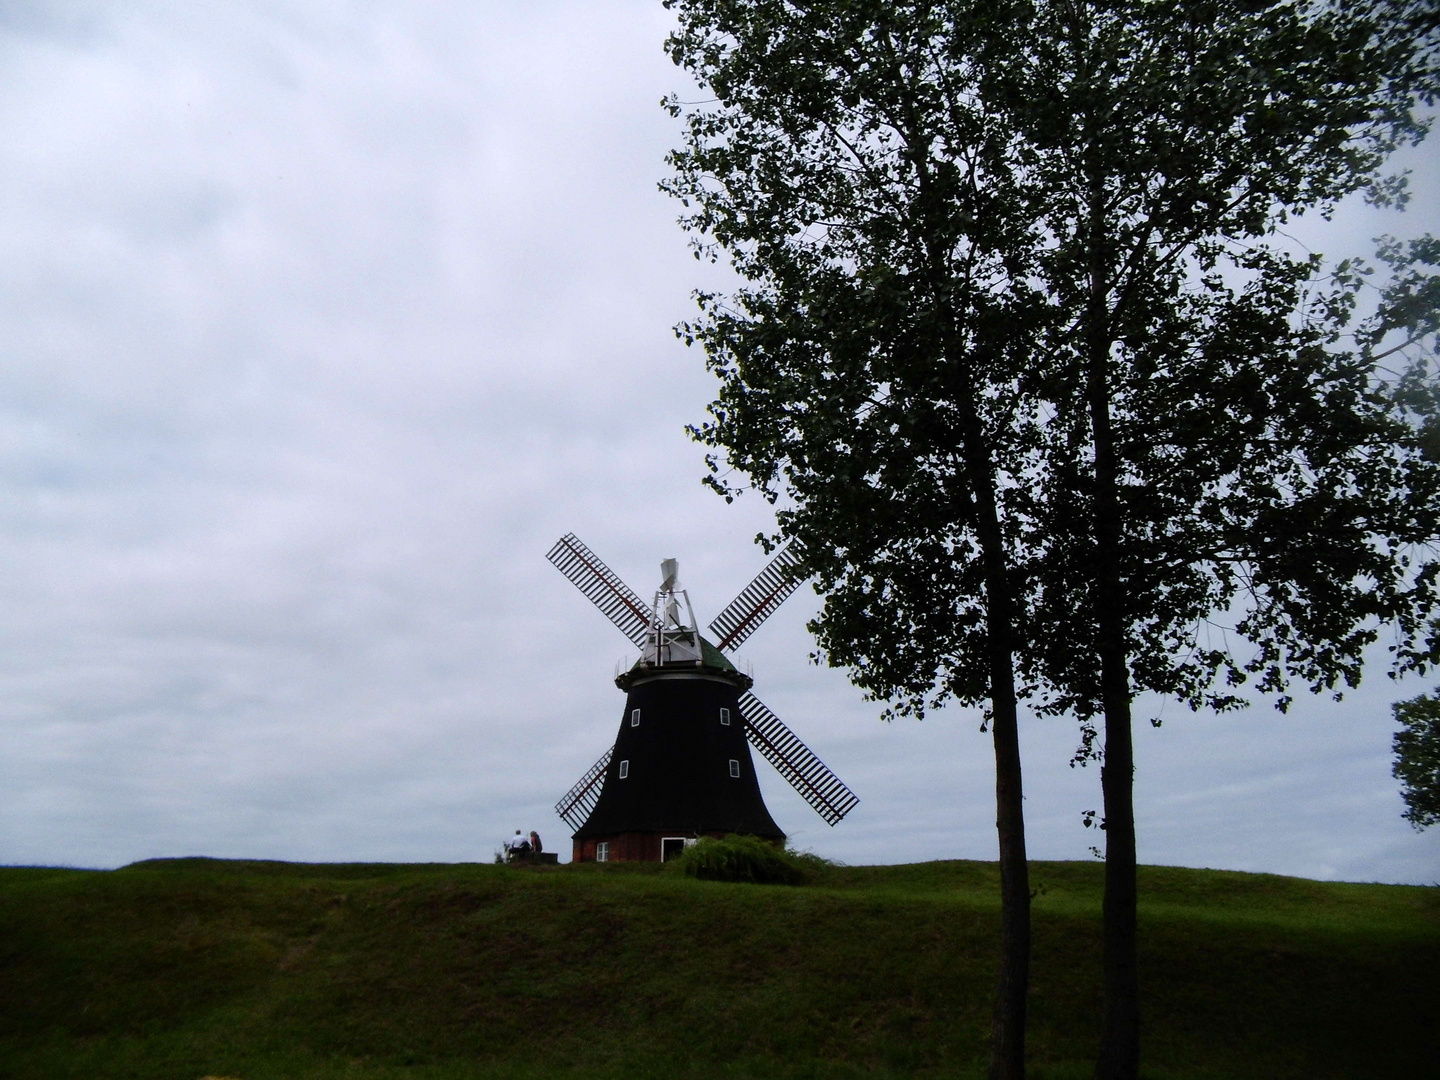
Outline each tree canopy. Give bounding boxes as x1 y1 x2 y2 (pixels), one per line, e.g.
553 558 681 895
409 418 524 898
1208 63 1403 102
668 0 1438 722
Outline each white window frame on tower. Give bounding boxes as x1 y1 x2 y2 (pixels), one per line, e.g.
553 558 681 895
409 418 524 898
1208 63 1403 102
619 760 629 779
631 709 640 727
729 759 740 778
719 707 730 726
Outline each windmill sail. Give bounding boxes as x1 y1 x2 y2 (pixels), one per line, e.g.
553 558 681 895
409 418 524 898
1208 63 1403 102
708 546 805 652
547 533 651 647
555 744 614 831
738 691 858 826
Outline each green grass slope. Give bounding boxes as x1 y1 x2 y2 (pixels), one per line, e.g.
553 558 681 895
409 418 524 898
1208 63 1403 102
0 858 1434 1079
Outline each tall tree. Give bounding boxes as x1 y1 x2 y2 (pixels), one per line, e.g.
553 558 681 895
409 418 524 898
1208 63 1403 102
662 2 1440 1078
664 7 1050 1075
997 4 1440 1075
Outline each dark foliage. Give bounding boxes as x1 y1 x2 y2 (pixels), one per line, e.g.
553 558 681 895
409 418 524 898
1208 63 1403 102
1393 689 1440 828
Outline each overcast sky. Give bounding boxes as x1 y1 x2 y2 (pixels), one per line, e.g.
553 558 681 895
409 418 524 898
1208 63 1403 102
0 2 1436 884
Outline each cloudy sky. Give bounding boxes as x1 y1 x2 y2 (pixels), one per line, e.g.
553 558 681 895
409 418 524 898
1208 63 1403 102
0 1 1436 884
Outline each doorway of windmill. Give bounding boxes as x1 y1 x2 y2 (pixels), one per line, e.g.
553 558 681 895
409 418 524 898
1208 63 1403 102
661 837 694 862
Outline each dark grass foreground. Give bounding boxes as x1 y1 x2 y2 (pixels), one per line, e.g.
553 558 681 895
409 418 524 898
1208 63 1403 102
0 858 1434 1079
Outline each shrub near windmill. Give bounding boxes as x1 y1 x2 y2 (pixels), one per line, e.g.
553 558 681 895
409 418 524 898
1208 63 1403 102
549 533 858 863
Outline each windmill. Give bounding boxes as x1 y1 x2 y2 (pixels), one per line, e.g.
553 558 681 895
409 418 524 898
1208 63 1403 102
548 532 858 863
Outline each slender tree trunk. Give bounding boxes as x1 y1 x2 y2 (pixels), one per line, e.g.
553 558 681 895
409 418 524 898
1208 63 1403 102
986 607 1030 1080
1095 672 1138 1080
914 131 1030 1071
1084 158 1140 1080
956 405 1031 1080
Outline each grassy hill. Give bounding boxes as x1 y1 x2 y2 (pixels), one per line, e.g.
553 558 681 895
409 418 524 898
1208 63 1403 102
0 857 1434 1079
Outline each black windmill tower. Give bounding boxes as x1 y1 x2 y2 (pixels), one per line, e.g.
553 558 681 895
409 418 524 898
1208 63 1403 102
548 533 859 863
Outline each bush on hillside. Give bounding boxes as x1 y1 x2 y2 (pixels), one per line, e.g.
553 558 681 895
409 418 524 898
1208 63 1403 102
674 834 826 885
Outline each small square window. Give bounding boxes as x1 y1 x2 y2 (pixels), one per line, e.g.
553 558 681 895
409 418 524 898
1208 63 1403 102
719 707 730 726
729 759 740 778
596 842 609 863
630 709 641 727
619 760 629 779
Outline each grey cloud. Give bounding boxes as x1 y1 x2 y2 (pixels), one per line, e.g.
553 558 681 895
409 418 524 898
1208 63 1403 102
0 3 1434 882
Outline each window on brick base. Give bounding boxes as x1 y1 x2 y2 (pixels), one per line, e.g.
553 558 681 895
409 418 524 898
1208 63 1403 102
596 842 609 863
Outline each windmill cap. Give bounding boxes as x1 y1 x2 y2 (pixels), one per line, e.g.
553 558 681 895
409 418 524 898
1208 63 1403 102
616 634 752 691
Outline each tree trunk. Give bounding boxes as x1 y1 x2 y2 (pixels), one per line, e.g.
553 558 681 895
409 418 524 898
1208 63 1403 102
987 628 1030 1080
920 163 1030 1074
959 411 1031 1080
1095 681 1138 1080
1084 154 1140 1080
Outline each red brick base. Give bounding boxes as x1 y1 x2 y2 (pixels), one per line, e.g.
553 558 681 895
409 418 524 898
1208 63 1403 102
574 830 769 863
